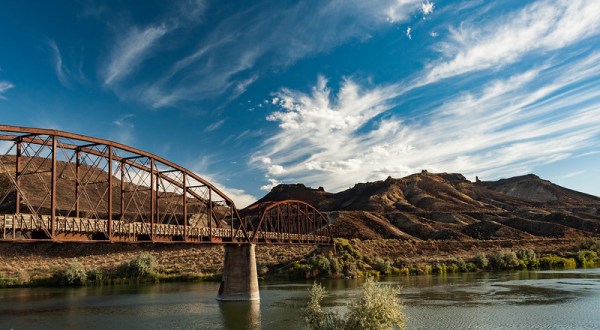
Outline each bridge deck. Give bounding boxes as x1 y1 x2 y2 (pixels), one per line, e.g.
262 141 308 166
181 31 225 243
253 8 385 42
0 214 332 244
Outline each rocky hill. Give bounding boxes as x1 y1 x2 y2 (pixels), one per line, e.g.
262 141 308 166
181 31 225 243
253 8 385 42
252 171 600 241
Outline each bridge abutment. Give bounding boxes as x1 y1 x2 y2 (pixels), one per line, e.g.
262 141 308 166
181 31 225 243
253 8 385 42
217 244 260 301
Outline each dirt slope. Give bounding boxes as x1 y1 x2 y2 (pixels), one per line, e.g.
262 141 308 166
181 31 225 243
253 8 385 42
255 171 600 241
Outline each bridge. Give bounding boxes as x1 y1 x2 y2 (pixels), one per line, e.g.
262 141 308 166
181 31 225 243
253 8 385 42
0 125 333 300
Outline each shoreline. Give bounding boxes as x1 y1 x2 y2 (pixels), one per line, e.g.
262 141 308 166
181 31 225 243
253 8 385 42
0 237 598 288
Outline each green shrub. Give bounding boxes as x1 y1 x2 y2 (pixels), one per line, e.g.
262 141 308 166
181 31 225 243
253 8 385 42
310 254 332 276
489 252 520 270
118 252 157 278
516 249 539 269
579 238 600 254
455 258 468 272
55 262 88 286
305 278 406 330
539 256 577 269
373 258 392 275
575 250 599 268
86 268 104 284
474 253 489 269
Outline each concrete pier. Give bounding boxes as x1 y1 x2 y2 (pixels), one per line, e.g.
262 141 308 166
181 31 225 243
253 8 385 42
217 244 260 301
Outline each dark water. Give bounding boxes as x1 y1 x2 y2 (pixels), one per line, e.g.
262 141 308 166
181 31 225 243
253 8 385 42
1 269 599 329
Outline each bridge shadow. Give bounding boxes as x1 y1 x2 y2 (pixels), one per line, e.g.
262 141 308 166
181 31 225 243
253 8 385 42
218 300 261 330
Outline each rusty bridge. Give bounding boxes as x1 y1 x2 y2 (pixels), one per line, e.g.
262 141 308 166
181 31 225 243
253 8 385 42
0 125 332 246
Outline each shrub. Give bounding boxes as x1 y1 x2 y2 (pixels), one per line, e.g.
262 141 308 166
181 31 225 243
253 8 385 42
55 262 88 286
575 250 599 268
474 253 489 269
516 249 539 269
455 258 468 272
119 253 157 278
310 254 332 276
87 268 104 284
539 256 577 269
489 252 519 270
579 238 600 254
373 258 392 275
304 282 344 330
305 278 406 330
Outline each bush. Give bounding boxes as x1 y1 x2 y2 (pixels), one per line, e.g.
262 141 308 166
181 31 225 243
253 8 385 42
516 249 539 269
118 253 157 278
474 253 489 269
55 262 88 286
575 250 599 268
373 258 392 275
310 254 332 276
539 256 577 269
489 252 520 270
305 278 406 330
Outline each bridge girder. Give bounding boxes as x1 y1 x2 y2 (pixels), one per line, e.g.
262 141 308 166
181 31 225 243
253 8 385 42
0 125 332 245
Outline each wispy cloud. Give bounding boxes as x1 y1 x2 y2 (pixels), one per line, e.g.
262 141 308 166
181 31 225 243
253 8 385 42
427 0 600 82
557 170 586 179
103 24 168 86
203 119 226 133
254 46 600 191
0 81 15 100
109 0 425 108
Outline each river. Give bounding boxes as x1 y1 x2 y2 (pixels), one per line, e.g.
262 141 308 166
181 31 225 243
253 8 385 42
1 268 599 329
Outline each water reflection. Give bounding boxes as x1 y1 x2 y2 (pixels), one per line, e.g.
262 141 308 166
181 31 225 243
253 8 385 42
0 269 599 329
218 300 261 330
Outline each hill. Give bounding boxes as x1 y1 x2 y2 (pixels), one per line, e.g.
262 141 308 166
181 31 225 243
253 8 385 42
252 171 600 241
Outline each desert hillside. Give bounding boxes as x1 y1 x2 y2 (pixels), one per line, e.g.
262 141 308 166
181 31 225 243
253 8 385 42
253 171 600 241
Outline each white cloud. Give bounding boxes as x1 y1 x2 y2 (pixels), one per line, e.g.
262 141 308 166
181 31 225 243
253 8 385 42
103 24 168 85
386 0 423 23
421 1 434 16
254 49 600 192
0 81 14 100
557 170 586 179
268 164 287 176
113 1 425 108
427 0 600 82
430 31 438 38
405 27 412 39
260 178 281 191
204 119 226 133
48 40 71 88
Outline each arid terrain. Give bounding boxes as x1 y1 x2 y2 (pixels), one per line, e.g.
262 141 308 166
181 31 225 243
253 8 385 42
1 168 599 281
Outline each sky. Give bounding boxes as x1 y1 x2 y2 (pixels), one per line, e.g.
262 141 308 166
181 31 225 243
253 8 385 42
1 0 600 207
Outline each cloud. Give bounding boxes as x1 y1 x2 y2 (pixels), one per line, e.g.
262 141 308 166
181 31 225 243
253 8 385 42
109 0 425 108
405 27 412 39
203 119 226 133
260 178 281 191
421 1 435 16
386 0 423 23
557 170 586 179
426 0 600 82
254 48 600 192
0 81 15 100
103 24 168 86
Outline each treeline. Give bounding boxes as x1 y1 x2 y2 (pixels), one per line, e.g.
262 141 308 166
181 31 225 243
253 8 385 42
279 238 600 279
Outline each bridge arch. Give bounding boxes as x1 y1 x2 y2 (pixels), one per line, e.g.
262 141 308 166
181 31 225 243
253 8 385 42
241 200 332 244
0 125 248 242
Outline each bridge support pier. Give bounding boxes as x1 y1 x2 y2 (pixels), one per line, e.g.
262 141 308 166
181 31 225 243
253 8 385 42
217 244 260 301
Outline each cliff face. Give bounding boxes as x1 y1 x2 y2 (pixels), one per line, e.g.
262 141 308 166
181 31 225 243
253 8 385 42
251 172 600 241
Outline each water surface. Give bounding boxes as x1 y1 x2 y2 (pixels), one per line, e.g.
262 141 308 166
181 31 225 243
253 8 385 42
1 269 599 329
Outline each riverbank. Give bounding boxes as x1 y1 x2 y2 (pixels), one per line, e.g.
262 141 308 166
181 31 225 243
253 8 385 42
0 237 598 287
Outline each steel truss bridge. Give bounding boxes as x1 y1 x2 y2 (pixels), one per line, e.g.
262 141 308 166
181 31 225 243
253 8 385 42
0 125 332 245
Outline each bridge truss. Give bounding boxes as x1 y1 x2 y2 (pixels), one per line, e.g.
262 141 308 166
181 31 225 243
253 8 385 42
0 125 332 245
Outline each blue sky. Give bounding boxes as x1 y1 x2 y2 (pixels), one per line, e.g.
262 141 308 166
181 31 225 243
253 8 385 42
1 0 600 207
